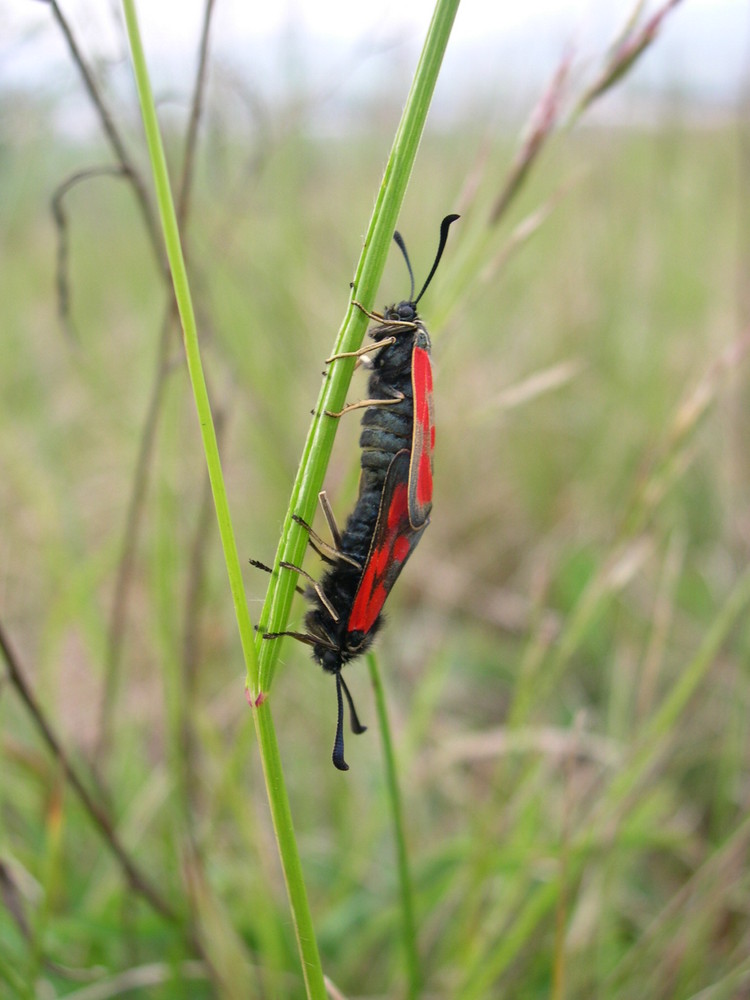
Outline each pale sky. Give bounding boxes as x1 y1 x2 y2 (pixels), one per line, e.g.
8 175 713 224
3 0 746 104
9 0 634 51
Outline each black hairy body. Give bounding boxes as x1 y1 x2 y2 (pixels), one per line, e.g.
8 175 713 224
306 307 426 674
359 305 424 487
257 215 459 769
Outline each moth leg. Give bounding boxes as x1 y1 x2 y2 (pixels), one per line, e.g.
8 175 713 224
292 516 337 565
351 300 418 331
249 557 275 574
261 628 326 647
350 301 385 323
249 558 305 596
317 491 344 551
326 389 405 419
326 337 395 364
278 561 340 622
292 507 361 569
259 620 341 652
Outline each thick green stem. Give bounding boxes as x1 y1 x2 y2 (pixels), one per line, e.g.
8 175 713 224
256 0 462 691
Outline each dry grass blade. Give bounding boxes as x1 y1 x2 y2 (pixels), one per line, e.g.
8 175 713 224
577 0 686 114
51 166 128 342
0 621 180 926
437 725 621 769
477 358 584 416
489 50 573 225
59 962 208 1000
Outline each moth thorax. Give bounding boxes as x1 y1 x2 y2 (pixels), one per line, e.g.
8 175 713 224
414 326 431 352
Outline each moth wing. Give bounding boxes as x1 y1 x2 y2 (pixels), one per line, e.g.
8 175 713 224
408 344 434 529
347 449 427 635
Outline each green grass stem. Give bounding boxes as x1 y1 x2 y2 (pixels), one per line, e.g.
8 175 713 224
256 0 461 691
120 3 259 696
121 3 324 995
368 653 421 998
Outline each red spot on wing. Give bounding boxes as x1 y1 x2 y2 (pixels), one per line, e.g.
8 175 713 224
417 451 432 508
410 346 435 528
393 535 411 562
348 452 425 635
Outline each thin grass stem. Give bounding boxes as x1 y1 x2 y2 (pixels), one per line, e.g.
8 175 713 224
256 0 461 692
121 3 328 994
121 0 260 696
368 653 421 999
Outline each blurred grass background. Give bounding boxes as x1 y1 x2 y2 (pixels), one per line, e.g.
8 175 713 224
2 6 750 997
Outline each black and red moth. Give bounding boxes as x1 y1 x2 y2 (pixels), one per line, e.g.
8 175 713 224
261 215 459 770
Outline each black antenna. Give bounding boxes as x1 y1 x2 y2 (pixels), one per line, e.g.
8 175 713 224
340 673 367 735
333 672 348 770
393 230 416 302
392 213 460 308
414 213 460 304
332 671 367 771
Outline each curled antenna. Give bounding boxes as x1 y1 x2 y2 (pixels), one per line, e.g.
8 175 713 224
393 213 460 306
332 671 367 771
393 230 416 302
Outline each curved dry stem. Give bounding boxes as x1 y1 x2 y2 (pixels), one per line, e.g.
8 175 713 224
51 166 129 342
0 620 179 927
48 0 163 265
